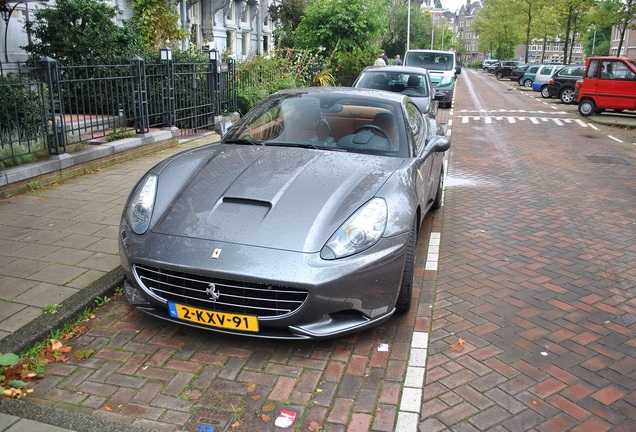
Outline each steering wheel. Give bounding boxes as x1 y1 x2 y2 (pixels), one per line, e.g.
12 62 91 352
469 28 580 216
354 125 389 141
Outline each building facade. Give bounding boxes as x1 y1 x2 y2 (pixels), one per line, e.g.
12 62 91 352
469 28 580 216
454 0 484 65
1 0 276 64
610 23 635 58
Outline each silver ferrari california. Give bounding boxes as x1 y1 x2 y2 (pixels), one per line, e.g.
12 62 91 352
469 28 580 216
119 87 450 339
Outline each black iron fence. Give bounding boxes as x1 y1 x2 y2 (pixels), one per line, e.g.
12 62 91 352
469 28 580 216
0 51 237 168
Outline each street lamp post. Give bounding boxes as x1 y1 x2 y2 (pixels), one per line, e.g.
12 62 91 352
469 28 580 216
1 0 45 62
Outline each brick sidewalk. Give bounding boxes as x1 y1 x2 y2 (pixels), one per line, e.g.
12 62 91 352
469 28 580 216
419 70 636 431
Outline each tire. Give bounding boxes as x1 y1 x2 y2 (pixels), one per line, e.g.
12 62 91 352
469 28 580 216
432 167 444 210
395 219 417 313
518 78 524 86
560 87 575 104
496 72 504 80
541 85 550 98
523 79 532 88
578 99 596 116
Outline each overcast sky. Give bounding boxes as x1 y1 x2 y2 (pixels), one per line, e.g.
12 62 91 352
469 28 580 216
441 0 464 13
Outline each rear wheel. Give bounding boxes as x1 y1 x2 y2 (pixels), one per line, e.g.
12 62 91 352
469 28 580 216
541 85 550 98
578 98 596 116
560 87 575 104
496 72 504 80
395 219 417 313
523 79 533 88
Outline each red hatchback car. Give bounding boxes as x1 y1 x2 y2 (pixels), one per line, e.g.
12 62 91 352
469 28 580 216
575 56 636 116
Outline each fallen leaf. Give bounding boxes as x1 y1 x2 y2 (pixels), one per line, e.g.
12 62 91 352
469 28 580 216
261 403 276 412
104 405 113 411
49 340 63 351
251 394 261 400
260 414 271 422
246 382 256 393
74 349 95 361
231 421 240 428
308 421 322 431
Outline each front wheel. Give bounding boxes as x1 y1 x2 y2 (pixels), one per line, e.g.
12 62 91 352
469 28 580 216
579 99 596 116
395 219 417 313
523 79 532 88
541 85 550 98
432 167 444 210
560 88 575 104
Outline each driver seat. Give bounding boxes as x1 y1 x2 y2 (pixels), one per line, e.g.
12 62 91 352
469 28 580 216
372 112 399 150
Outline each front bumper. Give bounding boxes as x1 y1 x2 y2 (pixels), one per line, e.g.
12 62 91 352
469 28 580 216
120 231 409 339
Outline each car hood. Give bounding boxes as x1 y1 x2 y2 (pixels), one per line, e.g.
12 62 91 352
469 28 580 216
151 144 404 252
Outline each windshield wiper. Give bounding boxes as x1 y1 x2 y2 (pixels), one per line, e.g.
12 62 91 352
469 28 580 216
224 138 264 145
263 142 320 150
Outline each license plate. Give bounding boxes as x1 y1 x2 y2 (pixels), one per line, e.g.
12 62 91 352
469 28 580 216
168 302 259 332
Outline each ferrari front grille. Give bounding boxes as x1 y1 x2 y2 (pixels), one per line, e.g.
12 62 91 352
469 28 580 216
133 265 308 317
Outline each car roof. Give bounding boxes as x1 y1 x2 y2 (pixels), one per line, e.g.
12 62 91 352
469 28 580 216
272 86 410 105
361 65 431 75
406 49 454 55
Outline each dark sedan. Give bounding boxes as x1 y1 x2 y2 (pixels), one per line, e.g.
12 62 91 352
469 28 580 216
119 87 450 339
546 65 584 103
509 64 529 83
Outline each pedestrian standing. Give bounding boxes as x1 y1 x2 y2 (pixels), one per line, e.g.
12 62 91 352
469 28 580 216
374 52 387 66
392 55 403 65
381 51 389 65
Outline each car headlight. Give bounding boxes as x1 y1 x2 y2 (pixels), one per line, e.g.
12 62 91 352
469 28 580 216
127 174 157 235
321 198 387 259
439 76 453 86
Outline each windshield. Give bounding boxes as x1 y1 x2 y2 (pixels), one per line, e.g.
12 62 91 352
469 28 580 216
405 52 454 71
223 93 410 158
354 71 430 97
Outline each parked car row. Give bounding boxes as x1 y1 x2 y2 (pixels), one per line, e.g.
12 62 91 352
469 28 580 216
487 57 636 117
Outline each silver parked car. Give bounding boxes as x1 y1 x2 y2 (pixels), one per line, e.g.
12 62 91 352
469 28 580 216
352 65 444 118
119 87 450 339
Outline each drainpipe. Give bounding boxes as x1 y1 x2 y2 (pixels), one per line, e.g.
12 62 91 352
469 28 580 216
256 3 262 55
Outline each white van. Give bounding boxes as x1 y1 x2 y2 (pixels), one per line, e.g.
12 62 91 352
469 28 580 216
404 50 461 108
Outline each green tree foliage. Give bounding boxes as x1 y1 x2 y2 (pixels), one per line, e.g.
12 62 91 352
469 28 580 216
515 0 548 63
293 0 390 75
594 0 635 56
382 2 433 57
473 0 524 59
581 0 615 56
552 0 593 63
269 0 307 48
132 0 188 49
23 0 145 64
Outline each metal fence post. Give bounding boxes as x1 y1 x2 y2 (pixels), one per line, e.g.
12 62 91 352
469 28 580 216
130 56 149 134
39 56 67 155
160 47 176 127
208 49 221 116
227 57 237 113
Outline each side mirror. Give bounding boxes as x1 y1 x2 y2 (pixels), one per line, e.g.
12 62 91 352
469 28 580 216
455 66 462 75
433 91 445 101
427 135 451 153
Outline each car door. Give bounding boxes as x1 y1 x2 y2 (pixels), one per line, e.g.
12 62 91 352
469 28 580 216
597 59 636 110
405 101 442 211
